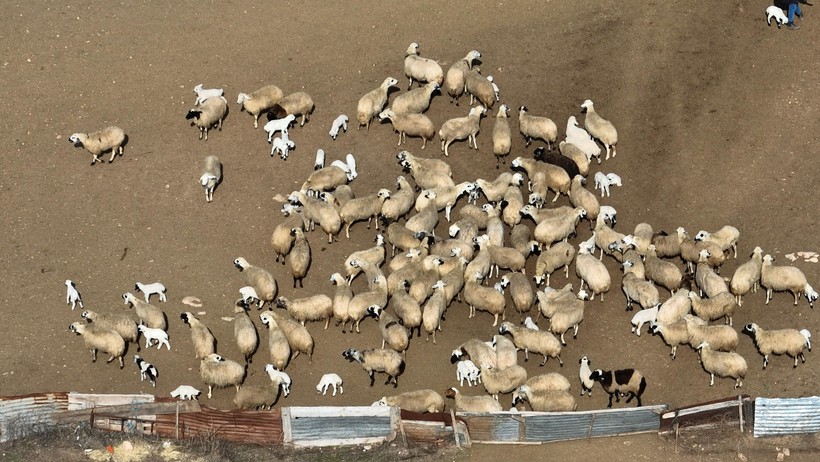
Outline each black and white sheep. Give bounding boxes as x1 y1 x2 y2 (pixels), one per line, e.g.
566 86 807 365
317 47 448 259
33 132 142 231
185 96 228 140
588 368 646 408
134 354 157 387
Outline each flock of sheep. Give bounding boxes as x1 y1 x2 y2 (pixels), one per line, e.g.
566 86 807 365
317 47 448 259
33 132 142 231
63 42 816 414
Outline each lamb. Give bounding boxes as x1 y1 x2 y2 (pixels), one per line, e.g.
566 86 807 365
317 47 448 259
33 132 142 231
742 322 812 368
621 260 659 311
192 84 223 106
367 306 410 355
122 292 167 330
288 190 342 243
643 245 683 293
730 246 764 306
170 385 201 400
65 279 83 310
444 387 503 412
558 141 591 177
403 42 444 89
579 356 594 396
316 373 344 396
580 99 618 160
381 176 416 224
339 189 391 238
512 386 577 412
233 301 259 366
342 348 405 387
378 109 435 149
450 338 498 370
237 84 285 128
688 291 737 326
264 364 292 397
329 115 348 139
259 311 291 371
270 132 295 160
134 355 157 387
68 126 126 165
588 368 646 407
134 282 167 303
137 324 170 350
179 312 216 359
68 322 126 368
80 309 138 346
233 257 278 308
568 175 600 223
198 155 222 203
373 389 445 413
185 95 228 140
684 314 738 352
286 228 311 288
766 5 789 28
505 272 535 318
534 242 575 287
593 171 622 198
695 342 747 388
565 115 591 141
263 114 296 142
575 244 611 302
630 304 660 337
268 91 314 126
518 106 557 149
232 374 287 410
805 284 818 307
464 67 496 108
492 104 512 168
357 77 399 131
523 317 540 330
264 311 314 362
486 75 500 101
438 105 487 157
391 81 439 114
599 205 618 228
464 272 507 326
275 294 333 329
695 225 740 259
271 204 306 264
444 50 481 104
479 363 528 401
499 321 563 366
456 359 481 387
761 254 810 306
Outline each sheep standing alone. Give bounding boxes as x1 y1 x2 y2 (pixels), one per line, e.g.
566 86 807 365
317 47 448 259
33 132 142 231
269 91 315 126
742 323 812 368
766 5 789 27
444 50 481 105
68 322 126 368
403 42 444 89
199 155 222 203
580 99 618 159
316 373 344 396
69 126 126 165
439 106 487 157
695 342 747 388
492 104 512 168
357 77 399 132
234 257 278 308
134 282 167 303
65 279 83 310
760 254 810 306
237 84 285 128
329 115 348 139
134 355 158 387
518 106 557 149
170 385 201 401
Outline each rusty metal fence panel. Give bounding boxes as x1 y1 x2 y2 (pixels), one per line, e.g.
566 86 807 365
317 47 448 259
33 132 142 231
0 392 69 443
754 396 820 438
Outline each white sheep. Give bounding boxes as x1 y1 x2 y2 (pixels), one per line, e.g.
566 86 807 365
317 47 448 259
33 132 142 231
444 50 481 104
264 114 296 142
68 126 126 165
695 225 740 259
137 324 170 350
236 84 285 128
271 132 295 160
378 109 436 149
264 364 292 397
185 96 228 140
438 105 487 157
403 42 444 89
766 5 788 28
357 77 399 131
761 254 810 306
134 282 167 303
192 84 224 105
199 155 222 203
630 303 660 336
518 106 558 149
579 356 594 396
134 354 157 387
316 373 344 396
329 115 348 139
456 358 481 387
239 286 262 308
742 323 812 368
314 149 326 170
65 279 83 310
170 385 201 400
599 205 617 227
806 283 818 308
695 342 747 388
593 171 621 197
523 316 540 330
566 115 591 141
580 99 618 160
486 75 500 102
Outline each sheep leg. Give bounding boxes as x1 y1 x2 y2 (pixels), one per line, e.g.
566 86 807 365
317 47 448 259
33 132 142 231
108 150 117 163
444 141 451 157
552 190 560 203
207 385 214 399
90 348 98 363
369 371 375 387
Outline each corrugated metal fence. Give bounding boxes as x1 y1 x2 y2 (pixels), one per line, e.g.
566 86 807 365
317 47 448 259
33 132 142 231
753 397 820 438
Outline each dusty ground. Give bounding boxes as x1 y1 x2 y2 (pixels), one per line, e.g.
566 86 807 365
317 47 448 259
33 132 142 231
1 0 819 460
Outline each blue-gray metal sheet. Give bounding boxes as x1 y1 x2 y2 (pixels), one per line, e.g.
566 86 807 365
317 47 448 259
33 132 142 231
290 416 392 440
754 397 820 437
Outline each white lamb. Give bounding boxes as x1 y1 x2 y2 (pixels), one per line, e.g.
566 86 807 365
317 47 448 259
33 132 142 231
593 172 622 197
630 304 660 337
487 76 500 102
239 286 262 308
264 114 296 142
134 282 167 303
523 316 540 330
65 279 83 310
271 132 295 160
193 84 224 105
264 364 292 397
138 324 170 350
456 359 481 387
329 115 348 140
314 149 326 170
766 6 788 28
170 385 201 400
316 373 344 396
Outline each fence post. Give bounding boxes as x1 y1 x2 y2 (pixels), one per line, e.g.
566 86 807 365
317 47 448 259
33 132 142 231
737 395 744 433
451 409 460 448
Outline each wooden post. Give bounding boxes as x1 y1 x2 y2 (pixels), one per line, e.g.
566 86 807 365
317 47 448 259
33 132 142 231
586 413 595 439
175 402 180 439
738 395 744 433
450 409 460 448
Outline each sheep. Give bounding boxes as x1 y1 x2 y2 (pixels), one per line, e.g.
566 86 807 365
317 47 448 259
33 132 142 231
621 260 659 311
695 342 747 388
343 234 386 283
523 317 540 330
80 309 138 347
761 254 810 306
533 146 582 180
476 171 524 204
575 244 611 302
422 280 448 344
69 126 126 165
196 154 223 202
381 176 416 225
492 333 520 371
385 225 424 260
491 104 512 168
357 77 399 131
179 312 215 359
268 91 314 126
805 283 818 308
657 288 693 325
270 132 295 160
403 42 444 89
259 311 291 371
264 311 314 362
406 202 439 237
499 321 563 366
397 149 453 182
192 84 223 105
648 320 692 359
464 67 495 108
684 314 738 353
271 204 306 264
133 282 166 303
185 96 228 140
479 363 528 401
518 106 557 149
558 141 591 177
766 5 789 27
695 251 729 298
438 105 486 157
742 323 812 368
599 205 617 228
137 324 170 350
593 171 621 198
300 165 350 192
444 50 481 104
579 356 594 396
65 279 83 310
531 207 586 246
329 115 348 139
391 280 423 338
643 245 683 293
504 272 535 318
275 294 333 330
234 257 278 308
588 368 646 407
487 75 500 101
580 99 618 159
546 294 586 345
512 157 571 204
237 84 285 128
233 301 259 366
378 109 435 149
170 385 201 400
263 114 296 142
535 284 579 320
445 387 503 412
679 228 726 273
346 271 389 334
284 228 311 288
464 273 507 326
533 242 574 287
288 190 342 243
374 389 445 413
134 354 157 387
232 375 286 410
391 81 439 114
512 386 577 412
456 359 481 387
367 306 410 355
730 246 764 306
630 304 660 337
688 291 737 326
122 292 167 331
451 338 498 369
565 115 591 141
316 373 344 396
263 364 292 397
343 347 404 387
339 189 391 239
651 229 682 259
695 225 740 259
328 273 354 333
568 175 600 224
68 322 126 368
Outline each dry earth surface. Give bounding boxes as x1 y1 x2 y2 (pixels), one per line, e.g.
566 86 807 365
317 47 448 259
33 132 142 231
1 1 819 460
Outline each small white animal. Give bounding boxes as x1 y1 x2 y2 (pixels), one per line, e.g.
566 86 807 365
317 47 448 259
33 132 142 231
264 114 296 142
766 6 788 28
271 131 296 160
316 373 344 396
523 316 540 330
138 324 170 350
170 385 201 400
193 84 224 105
134 354 158 387
329 115 349 140
456 359 481 387
593 172 622 197
313 149 326 170
264 364 292 397
239 286 262 308
65 279 83 310
486 76 500 102
134 282 167 303
605 172 622 188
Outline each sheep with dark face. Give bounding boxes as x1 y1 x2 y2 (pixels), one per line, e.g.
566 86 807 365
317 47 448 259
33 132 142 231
69 322 126 369
588 368 646 408
180 312 216 360
343 348 404 388
185 96 228 140
743 322 811 369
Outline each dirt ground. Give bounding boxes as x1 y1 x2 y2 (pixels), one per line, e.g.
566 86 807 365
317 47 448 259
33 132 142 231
1 0 819 460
